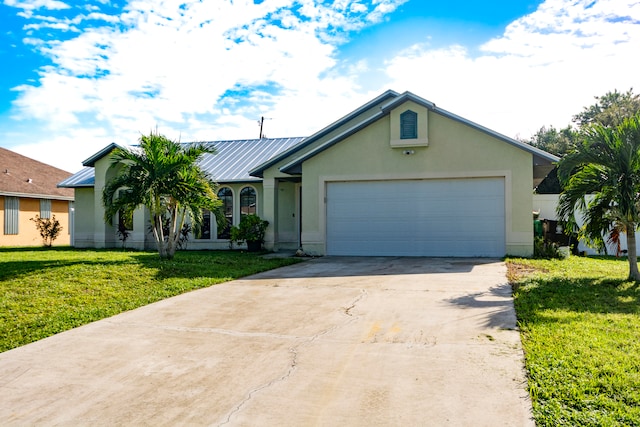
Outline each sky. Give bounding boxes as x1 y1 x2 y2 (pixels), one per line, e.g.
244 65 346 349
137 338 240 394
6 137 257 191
1 0 638 173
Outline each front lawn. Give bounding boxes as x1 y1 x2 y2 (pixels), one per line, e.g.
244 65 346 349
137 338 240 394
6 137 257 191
507 256 640 426
0 248 301 353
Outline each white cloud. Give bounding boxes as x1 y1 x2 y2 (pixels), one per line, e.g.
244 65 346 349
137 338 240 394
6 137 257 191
4 0 70 11
5 0 407 171
385 0 640 139
5 0 640 173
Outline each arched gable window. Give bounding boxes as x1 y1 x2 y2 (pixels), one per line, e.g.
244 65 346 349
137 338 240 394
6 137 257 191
400 110 418 139
217 187 233 239
240 186 257 217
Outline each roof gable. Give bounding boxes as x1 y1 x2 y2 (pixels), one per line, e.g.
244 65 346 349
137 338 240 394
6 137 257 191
249 90 400 178
0 147 74 200
278 91 559 175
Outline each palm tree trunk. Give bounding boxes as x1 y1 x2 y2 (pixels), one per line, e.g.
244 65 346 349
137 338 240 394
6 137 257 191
626 222 640 281
166 207 178 260
154 214 168 259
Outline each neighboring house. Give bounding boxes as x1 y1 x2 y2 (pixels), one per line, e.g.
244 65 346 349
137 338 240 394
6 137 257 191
1 147 75 247
59 90 559 257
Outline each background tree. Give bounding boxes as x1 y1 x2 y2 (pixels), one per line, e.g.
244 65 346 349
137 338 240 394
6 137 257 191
103 131 223 260
573 89 640 128
557 115 640 281
525 125 578 157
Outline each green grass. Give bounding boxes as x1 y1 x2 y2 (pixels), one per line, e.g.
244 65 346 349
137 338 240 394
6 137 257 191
0 248 301 353
507 256 640 427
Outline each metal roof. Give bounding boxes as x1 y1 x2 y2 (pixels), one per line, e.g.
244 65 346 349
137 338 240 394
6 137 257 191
58 167 96 188
58 137 306 189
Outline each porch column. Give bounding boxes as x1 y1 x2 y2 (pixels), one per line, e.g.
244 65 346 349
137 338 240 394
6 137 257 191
261 177 278 251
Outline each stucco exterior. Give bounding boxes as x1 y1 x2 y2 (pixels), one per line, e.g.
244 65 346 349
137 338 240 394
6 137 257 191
1 147 74 247
274 104 533 256
0 196 72 247
60 90 557 256
73 154 267 250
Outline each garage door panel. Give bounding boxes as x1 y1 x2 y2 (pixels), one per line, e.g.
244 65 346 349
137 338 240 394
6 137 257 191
326 179 505 257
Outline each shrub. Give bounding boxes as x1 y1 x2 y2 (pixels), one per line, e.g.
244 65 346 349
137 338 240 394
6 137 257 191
533 236 562 259
30 215 63 247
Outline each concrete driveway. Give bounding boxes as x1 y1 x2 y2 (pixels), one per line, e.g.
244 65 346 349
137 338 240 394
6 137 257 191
0 257 533 426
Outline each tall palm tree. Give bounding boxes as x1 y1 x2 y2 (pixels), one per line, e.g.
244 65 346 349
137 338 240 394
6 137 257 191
103 131 221 260
557 115 640 280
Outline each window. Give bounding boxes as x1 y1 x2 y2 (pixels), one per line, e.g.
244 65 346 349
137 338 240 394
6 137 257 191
4 196 19 235
217 187 233 239
400 110 418 139
40 199 51 219
118 210 133 232
196 210 211 239
240 187 256 217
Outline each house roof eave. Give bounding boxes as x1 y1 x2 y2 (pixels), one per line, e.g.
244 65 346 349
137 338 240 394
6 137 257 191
279 91 559 173
82 142 123 167
249 89 401 177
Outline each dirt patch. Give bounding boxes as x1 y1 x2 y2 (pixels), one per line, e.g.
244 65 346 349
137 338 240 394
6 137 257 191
506 262 546 290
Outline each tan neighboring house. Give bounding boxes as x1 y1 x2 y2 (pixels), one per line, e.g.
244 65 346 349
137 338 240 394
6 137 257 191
60 90 559 256
0 147 74 247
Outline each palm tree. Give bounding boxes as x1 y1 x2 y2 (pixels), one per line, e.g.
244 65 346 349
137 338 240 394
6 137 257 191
557 115 640 280
103 131 222 260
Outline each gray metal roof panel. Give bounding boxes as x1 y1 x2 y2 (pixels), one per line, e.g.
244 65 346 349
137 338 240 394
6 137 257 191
57 167 96 188
58 138 306 188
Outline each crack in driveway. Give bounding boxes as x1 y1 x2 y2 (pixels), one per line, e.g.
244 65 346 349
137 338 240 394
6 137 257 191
217 289 368 426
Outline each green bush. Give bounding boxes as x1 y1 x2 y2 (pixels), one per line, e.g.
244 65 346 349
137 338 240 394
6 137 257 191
533 236 562 259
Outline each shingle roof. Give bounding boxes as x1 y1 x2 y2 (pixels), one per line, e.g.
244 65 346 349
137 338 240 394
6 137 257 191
58 137 306 189
0 147 74 200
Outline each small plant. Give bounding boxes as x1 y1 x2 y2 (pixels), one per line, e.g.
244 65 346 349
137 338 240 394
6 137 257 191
30 215 63 247
533 236 562 259
230 214 269 251
117 222 130 249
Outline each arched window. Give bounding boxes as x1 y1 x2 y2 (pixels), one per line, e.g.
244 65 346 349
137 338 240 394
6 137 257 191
400 110 418 139
240 186 257 217
217 187 233 239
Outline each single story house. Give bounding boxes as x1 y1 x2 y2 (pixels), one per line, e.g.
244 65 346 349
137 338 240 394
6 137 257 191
59 90 559 257
1 147 75 246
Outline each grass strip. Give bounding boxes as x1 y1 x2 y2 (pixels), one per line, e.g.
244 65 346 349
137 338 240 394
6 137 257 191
0 248 301 352
507 256 640 426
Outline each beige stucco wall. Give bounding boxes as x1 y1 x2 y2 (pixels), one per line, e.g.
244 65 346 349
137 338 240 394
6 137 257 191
76 148 267 250
73 188 96 248
0 196 72 247
294 105 533 256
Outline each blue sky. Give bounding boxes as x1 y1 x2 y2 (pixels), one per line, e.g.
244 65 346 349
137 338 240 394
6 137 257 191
1 0 638 172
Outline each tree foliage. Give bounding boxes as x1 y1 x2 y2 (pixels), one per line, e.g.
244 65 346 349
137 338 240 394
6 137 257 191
573 88 640 128
526 125 578 157
557 115 640 280
31 215 63 247
102 131 223 260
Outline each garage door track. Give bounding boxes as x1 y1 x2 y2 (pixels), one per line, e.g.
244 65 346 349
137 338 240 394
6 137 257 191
0 257 533 426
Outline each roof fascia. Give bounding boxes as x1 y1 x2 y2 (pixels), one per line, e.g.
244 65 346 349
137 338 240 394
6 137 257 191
57 183 94 189
249 90 400 178
82 142 123 167
0 191 74 201
428 105 560 163
279 109 386 174
279 90 559 173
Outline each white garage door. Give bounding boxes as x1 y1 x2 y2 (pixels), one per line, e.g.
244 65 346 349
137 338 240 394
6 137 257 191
326 178 505 257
